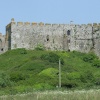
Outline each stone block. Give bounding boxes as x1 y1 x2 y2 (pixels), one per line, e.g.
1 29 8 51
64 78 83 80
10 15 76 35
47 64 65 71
17 22 23 26
39 22 44 26
45 23 51 26
24 22 30 25
31 22 37 25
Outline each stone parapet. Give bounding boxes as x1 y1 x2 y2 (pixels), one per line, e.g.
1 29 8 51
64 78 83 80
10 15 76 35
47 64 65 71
39 22 44 26
24 22 30 25
45 23 51 26
31 22 37 26
17 22 23 26
87 23 92 26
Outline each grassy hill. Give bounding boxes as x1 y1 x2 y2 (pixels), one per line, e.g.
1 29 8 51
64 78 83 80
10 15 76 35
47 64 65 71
0 48 100 95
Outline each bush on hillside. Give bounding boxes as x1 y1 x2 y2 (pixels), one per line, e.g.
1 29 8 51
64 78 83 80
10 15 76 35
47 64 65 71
92 60 100 68
80 71 94 83
38 68 58 79
41 52 64 65
0 72 13 88
61 80 79 88
35 44 45 51
10 73 27 82
72 51 85 58
83 53 98 63
33 83 54 90
20 48 27 54
95 77 100 85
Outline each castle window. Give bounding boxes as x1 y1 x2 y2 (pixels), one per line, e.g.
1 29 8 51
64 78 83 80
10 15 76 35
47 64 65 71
1 48 3 51
46 35 49 41
67 30 71 35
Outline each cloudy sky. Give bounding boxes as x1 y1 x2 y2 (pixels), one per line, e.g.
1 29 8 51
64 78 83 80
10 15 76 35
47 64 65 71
0 0 100 34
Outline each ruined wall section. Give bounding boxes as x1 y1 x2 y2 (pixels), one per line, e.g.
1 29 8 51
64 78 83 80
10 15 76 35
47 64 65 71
11 22 68 50
72 24 93 53
6 19 100 57
0 33 6 54
93 23 100 57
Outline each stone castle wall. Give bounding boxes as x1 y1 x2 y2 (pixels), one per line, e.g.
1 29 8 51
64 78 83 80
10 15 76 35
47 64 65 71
0 33 6 54
4 19 100 57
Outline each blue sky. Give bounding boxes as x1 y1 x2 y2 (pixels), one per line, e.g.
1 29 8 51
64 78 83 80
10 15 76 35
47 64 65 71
0 0 100 34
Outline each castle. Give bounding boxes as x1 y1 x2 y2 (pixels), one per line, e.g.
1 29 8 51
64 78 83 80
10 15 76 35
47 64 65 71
0 18 100 57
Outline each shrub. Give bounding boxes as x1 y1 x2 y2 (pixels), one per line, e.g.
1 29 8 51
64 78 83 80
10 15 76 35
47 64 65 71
35 44 45 51
92 60 100 68
20 48 27 54
80 71 94 83
72 51 84 58
61 80 79 88
10 73 26 82
83 53 98 63
95 77 100 85
0 72 13 88
39 68 58 79
41 52 64 65
33 83 54 90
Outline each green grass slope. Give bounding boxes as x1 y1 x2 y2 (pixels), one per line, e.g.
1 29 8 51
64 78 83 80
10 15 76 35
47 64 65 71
0 49 100 95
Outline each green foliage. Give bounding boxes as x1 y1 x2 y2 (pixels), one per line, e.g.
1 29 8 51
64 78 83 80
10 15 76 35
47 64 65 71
19 48 27 54
67 72 80 80
41 52 64 65
10 72 27 82
61 72 80 88
95 77 100 85
35 44 45 51
41 52 59 63
83 53 98 63
39 68 58 79
0 72 13 88
72 51 85 57
92 60 100 68
0 49 100 95
33 83 54 90
80 71 94 83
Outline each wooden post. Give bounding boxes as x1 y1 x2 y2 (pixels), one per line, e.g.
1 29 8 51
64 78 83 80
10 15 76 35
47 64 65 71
59 59 61 88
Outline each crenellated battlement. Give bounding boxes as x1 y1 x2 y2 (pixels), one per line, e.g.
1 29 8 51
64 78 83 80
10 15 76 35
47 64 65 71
39 22 44 26
45 23 51 26
32 22 37 25
24 22 30 25
17 22 23 26
8 19 100 28
3 18 100 57
87 23 92 26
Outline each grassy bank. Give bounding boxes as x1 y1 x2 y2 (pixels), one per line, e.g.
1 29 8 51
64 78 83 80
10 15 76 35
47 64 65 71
0 49 100 95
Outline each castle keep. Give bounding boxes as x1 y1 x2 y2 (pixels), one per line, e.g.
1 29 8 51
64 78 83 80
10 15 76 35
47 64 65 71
1 18 100 57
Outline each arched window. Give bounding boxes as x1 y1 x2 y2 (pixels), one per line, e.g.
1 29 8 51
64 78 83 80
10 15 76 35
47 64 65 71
67 30 71 35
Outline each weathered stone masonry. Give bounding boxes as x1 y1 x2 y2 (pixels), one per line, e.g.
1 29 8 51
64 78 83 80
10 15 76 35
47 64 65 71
0 33 6 54
1 18 100 57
